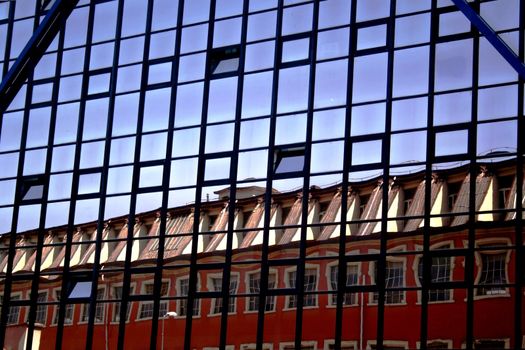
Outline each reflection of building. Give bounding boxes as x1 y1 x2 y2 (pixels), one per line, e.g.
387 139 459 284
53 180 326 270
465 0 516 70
2 161 522 349
0 0 524 349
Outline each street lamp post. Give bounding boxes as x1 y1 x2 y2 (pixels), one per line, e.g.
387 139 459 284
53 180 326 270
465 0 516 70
161 311 178 350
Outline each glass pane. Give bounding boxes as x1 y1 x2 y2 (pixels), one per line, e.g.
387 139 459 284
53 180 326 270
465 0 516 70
351 103 385 136
175 82 204 127
92 1 117 43
208 77 238 123
247 11 276 42
0 112 23 151
391 131 427 164
357 25 386 50
242 72 273 118
205 157 231 180
312 108 346 141
143 88 171 132
439 11 470 37
152 0 178 31
317 28 349 60
395 13 430 47
83 98 108 140
245 41 275 72
282 38 310 63
178 53 206 82
352 53 388 103
183 0 210 25
173 128 200 157
27 107 51 148
205 123 235 153
239 118 270 150
319 0 351 29
352 140 381 165
479 32 519 86
282 4 313 36
434 91 472 126
391 97 427 131
356 0 390 21
213 17 242 48
435 130 468 157
113 93 139 136
393 46 429 97
435 39 473 92
314 59 347 108
78 173 101 195
478 85 518 121
181 24 208 54
277 66 310 114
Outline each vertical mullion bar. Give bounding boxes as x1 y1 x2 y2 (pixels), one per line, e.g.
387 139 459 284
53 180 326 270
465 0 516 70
255 1 283 349
109 0 130 347
54 2 96 348
0 3 40 347
84 1 129 346
218 0 249 349
376 1 397 349
294 1 319 349
0 2 15 195
334 1 357 349
514 1 524 348
465 3 480 349
420 1 438 350
144 0 164 339
146 0 186 348
24 6 66 349
0 2 15 78
184 2 217 349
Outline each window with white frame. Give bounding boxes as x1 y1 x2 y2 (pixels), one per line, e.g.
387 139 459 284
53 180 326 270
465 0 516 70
112 285 134 322
287 268 318 308
426 341 450 349
247 272 276 312
369 345 406 350
80 288 106 323
0 294 21 325
417 247 452 302
177 277 200 316
325 340 357 349
329 264 359 306
241 343 273 350
476 252 507 296
52 290 74 325
474 339 506 349
373 260 405 304
210 275 238 314
280 341 316 350
138 281 169 319
35 291 48 325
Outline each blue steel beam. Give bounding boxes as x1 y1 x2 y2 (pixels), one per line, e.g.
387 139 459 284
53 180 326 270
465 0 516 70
0 0 79 113
451 0 525 80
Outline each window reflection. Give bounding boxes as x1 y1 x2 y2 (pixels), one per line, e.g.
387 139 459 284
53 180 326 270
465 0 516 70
277 66 310 114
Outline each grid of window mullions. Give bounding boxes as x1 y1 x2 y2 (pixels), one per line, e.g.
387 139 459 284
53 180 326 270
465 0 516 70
0 0 521 350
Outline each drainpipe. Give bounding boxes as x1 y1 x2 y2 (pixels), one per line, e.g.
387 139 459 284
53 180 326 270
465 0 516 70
104 278 109 350
360 275 365 350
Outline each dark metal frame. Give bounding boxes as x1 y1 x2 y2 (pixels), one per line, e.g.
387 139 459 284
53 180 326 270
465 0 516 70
0 1 523 350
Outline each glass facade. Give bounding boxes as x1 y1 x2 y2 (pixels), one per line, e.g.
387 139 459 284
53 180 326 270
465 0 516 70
0 0 523 349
